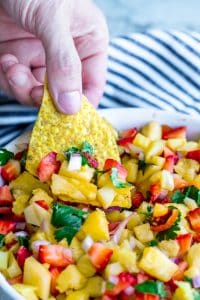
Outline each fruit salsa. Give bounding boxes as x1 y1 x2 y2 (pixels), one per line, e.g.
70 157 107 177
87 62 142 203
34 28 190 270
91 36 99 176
0 121 200 300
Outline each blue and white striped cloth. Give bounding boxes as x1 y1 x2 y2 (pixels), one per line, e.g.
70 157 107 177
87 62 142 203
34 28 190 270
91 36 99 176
0 30 200 147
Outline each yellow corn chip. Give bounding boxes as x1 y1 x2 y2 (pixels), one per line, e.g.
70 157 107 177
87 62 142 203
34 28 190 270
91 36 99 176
26 85 119 176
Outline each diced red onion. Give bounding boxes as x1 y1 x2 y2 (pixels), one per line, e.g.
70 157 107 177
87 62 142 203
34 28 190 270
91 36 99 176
68 153 82 171
31 240 50 256
15 222 26 230
171 257 181 264
124 286 135 295
108 275 119 285
82 235 94 252
193 276 200 288
104 206 122 213
15 231 28 237
112 214 133 245
158 190 168 200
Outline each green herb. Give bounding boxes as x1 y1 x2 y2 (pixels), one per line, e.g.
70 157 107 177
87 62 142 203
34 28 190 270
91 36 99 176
18 236 29 249
0 149 14 166
140 205 153 222
106 282 115 290
20 150 27 168
185 186 200 205
193 291 200 300
64 147 79 161
0 234 5 248
81 141 93 155
148 240 158 247
171 190 185 204
110 168 131 188
184 276 193 284
135 280 168 299
157 211 181 241
51 203 88 244
138 160 148 174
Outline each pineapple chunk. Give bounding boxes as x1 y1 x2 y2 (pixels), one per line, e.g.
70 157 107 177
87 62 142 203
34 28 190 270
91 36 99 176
70 237 84 261
97 186 116 209
166 138 186 151
67 177 97 203
104 262 125 279
13 284 38 300
66 290 89 300
106 211 124 223
97 172 111 188
145 140 165 161
141 122 162 141
158 240 180 258
127 212 142 230
178 141 199 152
123 159 138 183
138 247 178 281
184 197 198 210
24 202 51 226
111 247 138 273
77 255 96 277
174 158 199 182
172 282 194 300
56 265 87 293
137 165 162 184
59 160 94 182
187 243 200 268
23 256 51 300
134 223 154 243
0 251 9 271
146 156 165 168
81 210 109 241
133 133 150 149
112 186 132 208
160 170 174 191
85 276 104 297
7 253 22 278
30 188 53 205
153 203 168 217
12 192 30 215
184 266 200 278
193 174 200 189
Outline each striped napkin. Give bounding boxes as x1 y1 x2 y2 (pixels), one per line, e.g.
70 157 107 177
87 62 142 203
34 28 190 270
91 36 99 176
0 30 200 147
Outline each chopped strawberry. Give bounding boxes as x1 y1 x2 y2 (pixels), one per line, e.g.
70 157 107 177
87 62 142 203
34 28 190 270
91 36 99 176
186 150 200 163
105 272 136 296
0 185 14 205
172 261 188 281
102 295 117 300
120 128 137 139
149 183 162 203
163 155 175 173
38 244 73 267
0 206 12 215
187 208 200 232
16 246 31 269
37 152 61 182
117 136 135 147
35 200 49 211
49 266 62 295
0 220 16 234
88 242 113 271
151 209 179 232
135 293 160 300
8 274 23 285
1 160 21 182
136 272 151 284
163 146 175 158
176 233 193 257
132 191 145 208
15 151 25 160
103 159 128 181
108 221 121 234
162 126 186 139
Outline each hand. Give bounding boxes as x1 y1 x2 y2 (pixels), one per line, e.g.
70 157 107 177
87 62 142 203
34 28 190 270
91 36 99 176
0 0 108 114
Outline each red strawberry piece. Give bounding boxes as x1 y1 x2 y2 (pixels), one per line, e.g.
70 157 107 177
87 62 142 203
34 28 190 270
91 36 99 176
186 150 200 163
132 191 145 208
0 185 14 205
0 220 16 234
187 208 200 232
38 244 73 267
1 160 21 182
104 159 128 181
35 200 49 211
163 155 175 173
88 242 113 271
163 146 175 158
136 272 151 284
117 136 135 147
105 272 136 296
149 183 162 203
17 246 31 269
176 233 193 257
0 206 12 215
121 128 137 139
162 126 186 139
102 295 117 300
135 293 160 300
37 152 61 182
173 260 188 281
8 274 23 285
49 266 62 295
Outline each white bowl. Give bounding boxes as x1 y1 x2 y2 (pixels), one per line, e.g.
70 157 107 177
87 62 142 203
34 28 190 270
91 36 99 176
1 108 200 300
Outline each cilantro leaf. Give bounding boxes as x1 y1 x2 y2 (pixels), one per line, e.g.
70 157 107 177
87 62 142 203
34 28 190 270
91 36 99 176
193 291 200 300
171 190 185 204
81 141 93 155
64 147 79 161
148 240 158 247
110 167 131 188
18 236 29 249
106 282 115 290
138 160 148 174
51 203 88 244
157 211 181 241
184 276 193 284
20 150 27 169
185 186 200 205
135 280 168 299
0 149 14 166
0 234 5 248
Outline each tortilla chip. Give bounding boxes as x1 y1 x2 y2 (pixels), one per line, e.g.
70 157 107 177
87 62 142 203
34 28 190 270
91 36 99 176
26 85 119 176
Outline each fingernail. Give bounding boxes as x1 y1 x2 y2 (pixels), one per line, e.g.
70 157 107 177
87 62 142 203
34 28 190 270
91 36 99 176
57 91 81 114
1 61 16 73
8 73 28 87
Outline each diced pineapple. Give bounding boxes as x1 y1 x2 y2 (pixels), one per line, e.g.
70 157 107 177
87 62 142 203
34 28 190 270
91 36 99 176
104 262 125 279
23 256 51 300
123 159 138 183
193 174 200 189
7 253 22 278
166 138 186 151
67 177 97 203
13 284 38 300
106 211 124 222
138 247 178 282
0 251 9 271
146 156 166 168
12 191 30 215
59 160 94 182
137 202 152 222
184 266 200 278
66 290 89 300
111 247 138 273
133 133 150 150
178 141 199 152
134 223 154 243
112 186 132 208
153 203 168 217
174 158 199 182
24 202 51 226
137 165 162 184
56 265 87 293
77 255 96 277
30 188 53 205
158 240 180 258
119 229 132 244
160 170 174 191
97 186 116 209
172 282 194 300
81 210 109 241
184 197 198 210
127 212 142 230
97 173 111 188
187 243 200 268
70 237 84 261
145 140 165 161
85 276 104 297
141 122 162 141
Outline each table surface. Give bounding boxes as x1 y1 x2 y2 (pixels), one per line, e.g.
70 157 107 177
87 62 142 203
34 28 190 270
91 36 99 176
95 0 200 36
